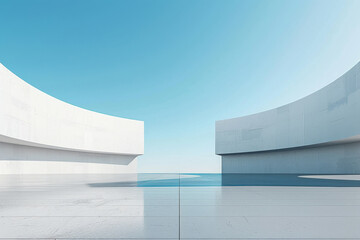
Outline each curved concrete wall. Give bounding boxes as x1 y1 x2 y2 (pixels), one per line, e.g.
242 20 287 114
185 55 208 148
216 61 360 173
0 63 144 174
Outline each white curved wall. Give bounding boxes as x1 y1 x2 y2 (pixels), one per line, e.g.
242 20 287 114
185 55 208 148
216 61 360 173
0 63 144 174
216 61 360 154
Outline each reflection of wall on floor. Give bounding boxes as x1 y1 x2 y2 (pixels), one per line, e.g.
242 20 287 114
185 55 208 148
216 61 360 174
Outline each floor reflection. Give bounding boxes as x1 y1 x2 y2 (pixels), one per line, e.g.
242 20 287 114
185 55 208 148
1 173 360 239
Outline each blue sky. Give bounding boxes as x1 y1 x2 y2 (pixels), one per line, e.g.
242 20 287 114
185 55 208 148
1 0 360 172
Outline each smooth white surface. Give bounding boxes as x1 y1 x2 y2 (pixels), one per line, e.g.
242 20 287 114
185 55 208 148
216 61 360 154
181 216 360 238
0 63 143 155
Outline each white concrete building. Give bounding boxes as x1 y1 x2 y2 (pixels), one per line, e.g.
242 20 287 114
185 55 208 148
216 61 360 174
0 64 144 174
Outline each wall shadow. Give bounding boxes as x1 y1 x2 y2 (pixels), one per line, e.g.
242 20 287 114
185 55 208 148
0 142 136 165
221 174 360 187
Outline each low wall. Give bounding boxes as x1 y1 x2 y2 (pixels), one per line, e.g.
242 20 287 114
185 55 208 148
0 142 137 174
222 141 360 174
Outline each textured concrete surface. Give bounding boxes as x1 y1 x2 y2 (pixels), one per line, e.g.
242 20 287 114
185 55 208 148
222 141 360 174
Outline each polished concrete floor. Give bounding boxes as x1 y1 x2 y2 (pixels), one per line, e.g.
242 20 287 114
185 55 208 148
1 173 360 239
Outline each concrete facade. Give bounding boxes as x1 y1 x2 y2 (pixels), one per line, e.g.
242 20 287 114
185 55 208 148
216 61 360 173
0 64 144 174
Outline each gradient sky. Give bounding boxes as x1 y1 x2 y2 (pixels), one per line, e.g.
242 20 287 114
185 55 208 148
1 0 360 172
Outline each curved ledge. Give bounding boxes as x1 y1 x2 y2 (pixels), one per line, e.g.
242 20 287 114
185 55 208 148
216 61 360 155
0 63 144 155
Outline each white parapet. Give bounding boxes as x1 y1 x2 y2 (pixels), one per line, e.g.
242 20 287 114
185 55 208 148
216 61 360 174
0 63 144 174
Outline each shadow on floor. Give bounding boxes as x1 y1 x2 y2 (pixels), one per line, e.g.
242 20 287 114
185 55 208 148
87 173 360 188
